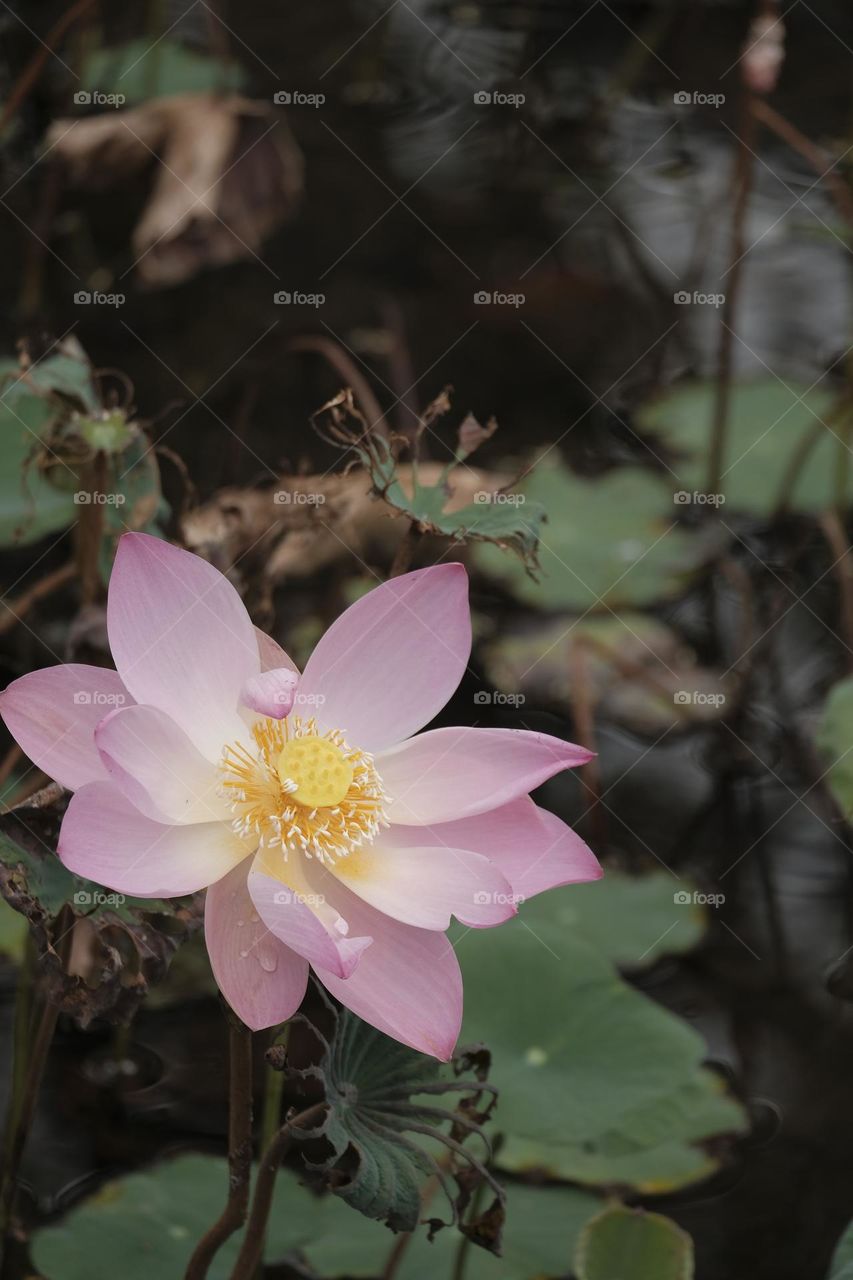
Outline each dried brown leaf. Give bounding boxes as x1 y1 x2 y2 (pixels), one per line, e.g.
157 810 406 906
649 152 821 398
47 94 303 287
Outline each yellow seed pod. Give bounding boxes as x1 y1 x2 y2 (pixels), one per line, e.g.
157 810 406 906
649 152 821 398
276 737 354 809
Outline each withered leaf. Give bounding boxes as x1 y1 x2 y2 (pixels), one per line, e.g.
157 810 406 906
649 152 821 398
456 412 498 461
312 388 544 574
180 461 512 588
47 94 303 287
0 784 201 1023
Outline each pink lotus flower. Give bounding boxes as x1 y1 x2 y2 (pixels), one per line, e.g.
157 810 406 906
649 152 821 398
1 535 600 1058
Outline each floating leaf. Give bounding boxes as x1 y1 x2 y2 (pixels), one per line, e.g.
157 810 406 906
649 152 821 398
280 990 503 1244
0 785 201 1022
458 888 745 1191
473 458 716 610
816 676 853 818
31 1153 599 1280
504 1072 741 1192
575 1205 694 1280
536 870 707 968
637 378 844 516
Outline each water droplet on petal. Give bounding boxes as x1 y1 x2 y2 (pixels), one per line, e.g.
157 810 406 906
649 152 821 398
258 950 278 973
239 949 250 959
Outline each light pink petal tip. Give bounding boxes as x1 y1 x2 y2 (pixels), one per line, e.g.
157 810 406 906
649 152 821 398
297 564 471 753
206 862 309 1030
0 664 133 791
378 727 593 825
240 668 299 720
312 866 463 1060
58 781 247 897
391 797 602 900
107 533 259 760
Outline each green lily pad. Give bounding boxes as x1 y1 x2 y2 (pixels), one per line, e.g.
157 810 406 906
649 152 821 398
532 871 706 968
637 378 844 516
504 1072 741 1192
575 1205 694 1280
473 458 714 610
816 676 853 818
458 896 745 1191
31 1154 600 1280
79 38 245 106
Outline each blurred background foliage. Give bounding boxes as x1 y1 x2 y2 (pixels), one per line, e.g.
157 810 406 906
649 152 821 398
2 0 853 1278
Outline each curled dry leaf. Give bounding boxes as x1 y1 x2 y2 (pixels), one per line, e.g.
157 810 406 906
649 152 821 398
456 412 498 461
0 783 202 1023
312 388 543 572
46 94 303 287
181 462 511 584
